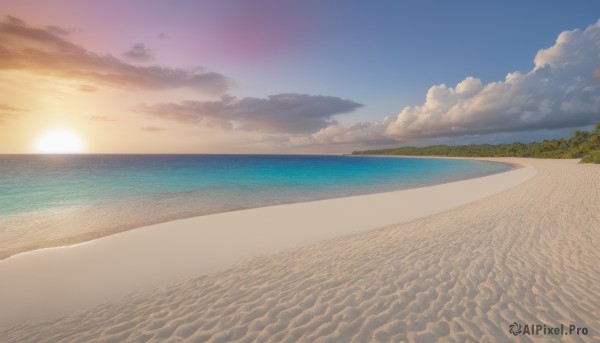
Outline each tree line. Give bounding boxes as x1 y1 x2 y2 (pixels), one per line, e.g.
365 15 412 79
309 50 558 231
351 123 600 164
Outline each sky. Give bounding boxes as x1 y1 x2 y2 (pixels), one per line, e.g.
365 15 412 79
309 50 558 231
1 0 600 154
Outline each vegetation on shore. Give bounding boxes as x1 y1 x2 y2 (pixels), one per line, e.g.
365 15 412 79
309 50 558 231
352 123 600 164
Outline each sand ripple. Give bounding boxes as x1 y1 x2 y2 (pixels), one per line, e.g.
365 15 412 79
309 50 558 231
1 159 599 342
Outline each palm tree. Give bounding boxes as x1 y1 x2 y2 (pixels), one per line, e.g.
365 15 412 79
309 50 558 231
588 133 600 150
571 130 590 150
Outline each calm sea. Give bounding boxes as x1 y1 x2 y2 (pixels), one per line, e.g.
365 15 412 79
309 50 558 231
0 155 512 244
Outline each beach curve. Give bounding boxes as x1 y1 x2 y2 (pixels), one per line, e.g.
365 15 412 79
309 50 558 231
1 158 594 342
4 158 600 341
0 158 533 329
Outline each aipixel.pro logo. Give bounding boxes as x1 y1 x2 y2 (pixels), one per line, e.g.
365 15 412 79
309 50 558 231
508 322 589 337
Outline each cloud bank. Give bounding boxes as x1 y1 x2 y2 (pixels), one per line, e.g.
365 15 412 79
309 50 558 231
135 94 363 134
297 19 600 145
0 16 230 94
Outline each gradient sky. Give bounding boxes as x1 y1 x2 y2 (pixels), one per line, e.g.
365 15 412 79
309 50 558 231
1 0 600 153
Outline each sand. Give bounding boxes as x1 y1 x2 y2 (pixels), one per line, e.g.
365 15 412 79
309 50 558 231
1 158 599 342
0 159 531 327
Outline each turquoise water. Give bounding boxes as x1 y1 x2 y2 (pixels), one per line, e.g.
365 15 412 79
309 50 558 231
0 154 511 217
0 155 512 244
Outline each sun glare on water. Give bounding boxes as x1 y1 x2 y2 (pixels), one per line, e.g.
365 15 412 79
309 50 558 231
35 128 85 154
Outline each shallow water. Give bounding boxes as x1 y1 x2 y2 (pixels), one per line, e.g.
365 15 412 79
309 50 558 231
0 154 512 256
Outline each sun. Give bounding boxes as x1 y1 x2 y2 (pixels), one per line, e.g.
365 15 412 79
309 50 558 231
35 128 85 154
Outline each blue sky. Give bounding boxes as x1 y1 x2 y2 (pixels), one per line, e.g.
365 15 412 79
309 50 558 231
229 1 600 122
1 0 600 153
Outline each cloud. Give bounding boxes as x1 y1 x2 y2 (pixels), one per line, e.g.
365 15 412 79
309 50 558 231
290 121 396 146
0 103 28 123
4 16 24 26
134 93 363 134
384 19 600 139
0 103 27 112
0 16 230 94
292 19 600 146
141 126 165 132
84 115 115 122
45 25 78 36
123 43 154 62
158 32 169 40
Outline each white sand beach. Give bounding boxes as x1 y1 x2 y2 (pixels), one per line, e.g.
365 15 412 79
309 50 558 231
1 158 599 342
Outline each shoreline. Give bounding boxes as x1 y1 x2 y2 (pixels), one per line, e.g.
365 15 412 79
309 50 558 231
0 155 514 261
3 157 599 342
346 153 528 167
0 157 534 327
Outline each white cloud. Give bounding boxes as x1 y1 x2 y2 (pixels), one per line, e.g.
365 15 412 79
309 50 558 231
290 121 395 146
294 19 600 146
388 18 600 139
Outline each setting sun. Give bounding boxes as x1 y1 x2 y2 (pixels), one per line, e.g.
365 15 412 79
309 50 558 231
35 128 85 154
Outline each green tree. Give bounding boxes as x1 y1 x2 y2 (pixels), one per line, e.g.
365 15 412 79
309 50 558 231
351 122 600 163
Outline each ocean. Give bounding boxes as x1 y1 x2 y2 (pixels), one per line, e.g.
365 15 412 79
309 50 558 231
0 154 512 255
